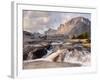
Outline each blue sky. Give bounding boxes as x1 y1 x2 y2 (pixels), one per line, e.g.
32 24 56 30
23 10 91 34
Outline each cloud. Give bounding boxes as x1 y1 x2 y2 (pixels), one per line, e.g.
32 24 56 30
60 12 91 24
23 10 90 33
23 10 50 33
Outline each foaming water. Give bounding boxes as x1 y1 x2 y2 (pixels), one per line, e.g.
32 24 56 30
64 49 91 66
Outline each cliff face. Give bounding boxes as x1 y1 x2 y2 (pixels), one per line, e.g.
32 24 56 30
57 17 91 37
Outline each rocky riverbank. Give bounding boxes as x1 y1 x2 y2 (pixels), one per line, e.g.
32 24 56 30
23 60 81 69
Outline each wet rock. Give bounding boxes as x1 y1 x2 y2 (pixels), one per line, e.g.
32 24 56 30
23 43 53 60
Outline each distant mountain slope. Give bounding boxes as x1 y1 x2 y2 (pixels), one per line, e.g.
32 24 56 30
57 17 91 37
23 31 33 43
23 17 91 39
45 28 57 35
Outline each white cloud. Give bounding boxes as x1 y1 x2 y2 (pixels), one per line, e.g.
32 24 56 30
23 10 50 33
23 10 90 33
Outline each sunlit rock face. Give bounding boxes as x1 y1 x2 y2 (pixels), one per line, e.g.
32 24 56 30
57 17 91 37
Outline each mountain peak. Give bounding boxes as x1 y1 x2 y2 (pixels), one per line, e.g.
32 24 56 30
67 16 90 26
57 16 91 37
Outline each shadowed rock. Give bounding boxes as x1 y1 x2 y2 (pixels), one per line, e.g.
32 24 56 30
23 43 53 60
